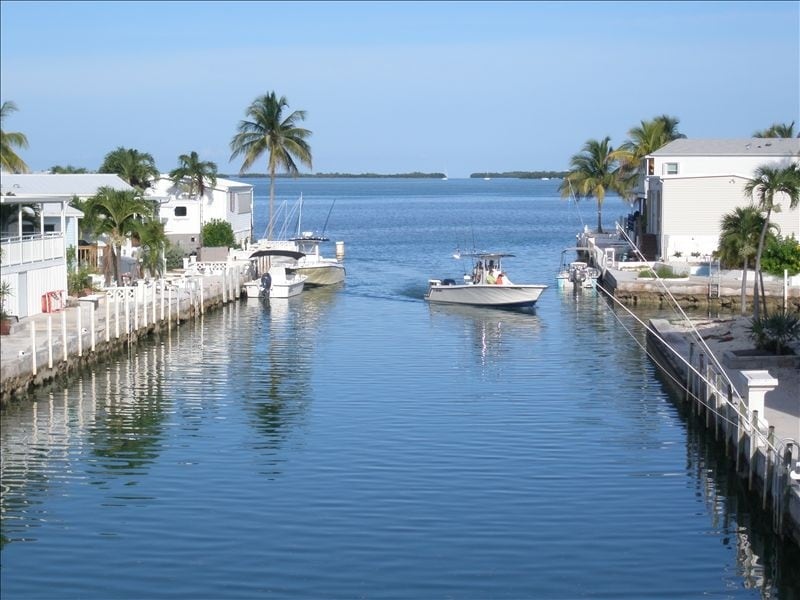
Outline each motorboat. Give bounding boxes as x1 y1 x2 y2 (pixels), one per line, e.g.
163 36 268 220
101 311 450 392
424 252 547 309
557 248 600 289
245 249 308 299
288 232 346 287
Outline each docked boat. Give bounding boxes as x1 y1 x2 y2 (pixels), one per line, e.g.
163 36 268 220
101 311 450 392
244 249 308 299
424 252 547 309
556 248 600 289
288 232 346 287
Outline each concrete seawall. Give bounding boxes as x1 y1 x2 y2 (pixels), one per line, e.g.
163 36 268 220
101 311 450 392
646 317 800 547
1 268 248 407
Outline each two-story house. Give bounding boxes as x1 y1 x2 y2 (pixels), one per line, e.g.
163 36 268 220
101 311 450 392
147 176 254 254
0 174 133 318
634 138 800 261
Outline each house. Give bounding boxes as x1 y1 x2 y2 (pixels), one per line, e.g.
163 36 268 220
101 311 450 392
147 176 254 254
0 174 133 318
634 138 800 261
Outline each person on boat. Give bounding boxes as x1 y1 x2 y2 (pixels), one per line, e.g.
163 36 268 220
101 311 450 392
495 272 505 285
486 269 497 285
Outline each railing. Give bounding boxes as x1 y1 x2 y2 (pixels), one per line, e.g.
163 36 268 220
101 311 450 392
0 233 65 266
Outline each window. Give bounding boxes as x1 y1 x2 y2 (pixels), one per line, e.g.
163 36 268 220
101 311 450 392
44 224 55 232
174 206 187 217
664 162 679 175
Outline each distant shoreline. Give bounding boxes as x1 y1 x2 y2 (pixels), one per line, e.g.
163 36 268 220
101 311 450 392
222 171 567 180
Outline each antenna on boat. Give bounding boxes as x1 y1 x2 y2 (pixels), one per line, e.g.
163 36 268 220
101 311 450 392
321 197 337 237
296 193 303 237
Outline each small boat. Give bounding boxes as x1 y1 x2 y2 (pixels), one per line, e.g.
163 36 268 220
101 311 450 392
556 248 600 289
289 232 346 287
245 249 308 298
425 252 547 309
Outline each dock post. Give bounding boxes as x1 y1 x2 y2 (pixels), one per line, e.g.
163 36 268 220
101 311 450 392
90 302 96 352
61 310 67 362
200 279 205 314
763 426 775 510
47 314 53 369
686 342 695 404
748 410 758 491
697 353 706 417
30 320 36 376
77 304 82 357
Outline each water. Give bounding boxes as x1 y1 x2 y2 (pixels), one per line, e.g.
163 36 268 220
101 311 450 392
2 178 798 599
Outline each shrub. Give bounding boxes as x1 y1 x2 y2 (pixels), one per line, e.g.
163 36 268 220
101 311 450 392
761 234 800 276
201 219 236 248
748 313 800 355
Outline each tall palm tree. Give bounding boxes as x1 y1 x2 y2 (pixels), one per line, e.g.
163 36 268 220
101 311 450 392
99 147 160 190
85 187 153 285
717 206 772 314
168 151 218 247
614 114 686 194
230 92 312 240
752 121 797 138
744 163 800 319
1 100 30 173
560 136 621 233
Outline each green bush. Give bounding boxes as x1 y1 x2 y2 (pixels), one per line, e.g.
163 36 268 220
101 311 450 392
165 243 186 270
761 234 800 276
638 266 682 279
201 219 236 248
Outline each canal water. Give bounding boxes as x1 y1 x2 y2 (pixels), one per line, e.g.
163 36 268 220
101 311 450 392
2 178 798 598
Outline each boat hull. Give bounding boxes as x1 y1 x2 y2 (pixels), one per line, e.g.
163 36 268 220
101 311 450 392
424 283 547 308
293 262 346 287
269 280 305 298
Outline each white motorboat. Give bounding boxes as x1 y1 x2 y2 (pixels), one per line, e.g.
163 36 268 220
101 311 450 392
556 248 600 289
246 249 308 298
425 252 547 309
288 232 346 287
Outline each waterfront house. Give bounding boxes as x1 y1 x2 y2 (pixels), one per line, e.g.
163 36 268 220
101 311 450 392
0 173 133 318
147 176 254 254
633 138 800 261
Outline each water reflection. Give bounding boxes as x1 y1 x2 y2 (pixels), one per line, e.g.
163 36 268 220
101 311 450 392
242 286 341 461
426 303 542 368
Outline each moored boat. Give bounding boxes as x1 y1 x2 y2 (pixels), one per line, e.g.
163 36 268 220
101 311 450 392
288 232 346 287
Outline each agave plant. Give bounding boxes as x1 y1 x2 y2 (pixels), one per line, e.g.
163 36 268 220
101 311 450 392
748 313 800 355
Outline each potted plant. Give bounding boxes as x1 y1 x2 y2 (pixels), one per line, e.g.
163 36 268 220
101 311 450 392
0 278 13 335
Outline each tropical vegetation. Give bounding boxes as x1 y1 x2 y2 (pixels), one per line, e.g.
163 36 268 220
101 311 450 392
201 219 236 248
0 100 29 173
99 147 159 190
169 151 218 247
51 165 88 174
716 206 774 313
230 91 312 240
743 163 800 319
761 234 800 277
559 136 622 233
752 121 797 138
748 313 800 355
80 186 155 285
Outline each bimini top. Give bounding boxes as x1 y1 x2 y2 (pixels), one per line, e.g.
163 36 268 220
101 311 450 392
248 249 305 260
458 252 516 260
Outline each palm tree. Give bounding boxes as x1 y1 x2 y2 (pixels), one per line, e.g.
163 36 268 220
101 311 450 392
614 115 686 194
230 92 312 240
717 206 772 314
744 163 800 319
752 121 797 138
135 218 169 278
84 187 153 285
1 101 30 173
99 147 160 190
560 136 621 233
168 151 218 247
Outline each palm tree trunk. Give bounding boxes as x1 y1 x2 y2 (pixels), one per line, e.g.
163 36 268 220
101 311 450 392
752 209 771 320
740 258 748 315
112 244 122 286
268 164 276 241
596 204 603 234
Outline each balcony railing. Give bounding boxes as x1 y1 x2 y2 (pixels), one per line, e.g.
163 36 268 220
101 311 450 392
0 232 65 266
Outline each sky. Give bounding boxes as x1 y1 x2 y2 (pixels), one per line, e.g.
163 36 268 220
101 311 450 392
1 1 798 179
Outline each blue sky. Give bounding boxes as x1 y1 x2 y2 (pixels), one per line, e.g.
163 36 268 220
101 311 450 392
2 1 798 178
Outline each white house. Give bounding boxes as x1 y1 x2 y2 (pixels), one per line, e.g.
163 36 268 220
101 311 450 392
635 138 800 261
147 176 254 253
0 174 133 318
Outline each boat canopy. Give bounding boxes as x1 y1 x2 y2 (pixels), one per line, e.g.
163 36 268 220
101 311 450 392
460 252 516 260
248 249 305 260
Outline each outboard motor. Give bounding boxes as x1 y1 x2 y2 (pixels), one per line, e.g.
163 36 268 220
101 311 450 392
260 272 272 295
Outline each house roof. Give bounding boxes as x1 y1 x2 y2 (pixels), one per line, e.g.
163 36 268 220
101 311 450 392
0 173 134 196
651 138 800 157
150 175 253 195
